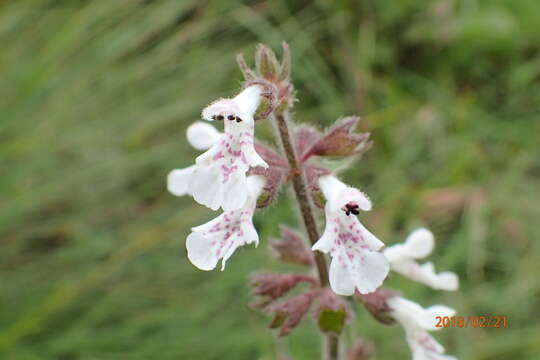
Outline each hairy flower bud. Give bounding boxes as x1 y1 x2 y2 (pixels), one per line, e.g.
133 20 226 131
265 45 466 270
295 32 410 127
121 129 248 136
237 42 296 117
294 125 322 158
356 288 399 325
236 53 257 81
304 116 372 159
255 43 281 80
250 273 318 308
269 290 320 336
269 225 314 266
278 42 291 82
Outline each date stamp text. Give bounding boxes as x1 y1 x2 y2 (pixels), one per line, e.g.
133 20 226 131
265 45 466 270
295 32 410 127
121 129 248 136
435 316 508 328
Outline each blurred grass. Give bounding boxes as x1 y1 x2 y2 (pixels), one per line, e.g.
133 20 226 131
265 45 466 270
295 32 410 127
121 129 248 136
1 0 539 359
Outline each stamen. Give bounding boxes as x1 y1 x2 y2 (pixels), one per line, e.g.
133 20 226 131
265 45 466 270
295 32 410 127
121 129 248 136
211 115 217 120
342 202 360 216
216 115 224 121
227 115 235 120
236 117 242 123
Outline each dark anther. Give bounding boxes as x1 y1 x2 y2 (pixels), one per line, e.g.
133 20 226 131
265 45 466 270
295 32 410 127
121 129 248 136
227 115 235 120
216 115 224 121
342 202 360 216
236 116 242 123
211 115 217 120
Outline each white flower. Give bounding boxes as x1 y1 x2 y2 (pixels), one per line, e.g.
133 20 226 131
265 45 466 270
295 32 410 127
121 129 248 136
384 228 459 291
312 175 389 295
387 296 457 360
191 85 268 211
167 86 268 211
186 175 265 271
167 122 223 196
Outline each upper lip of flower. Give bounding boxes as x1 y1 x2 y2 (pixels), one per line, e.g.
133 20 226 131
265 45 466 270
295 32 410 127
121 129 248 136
202 85 263 124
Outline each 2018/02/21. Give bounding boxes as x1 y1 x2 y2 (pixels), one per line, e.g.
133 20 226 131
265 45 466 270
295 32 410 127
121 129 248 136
435 316 508 328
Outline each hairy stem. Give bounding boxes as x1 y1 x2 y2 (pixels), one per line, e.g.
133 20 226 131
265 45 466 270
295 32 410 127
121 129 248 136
273 111 338 360
274 111 329 285
327 335 339 360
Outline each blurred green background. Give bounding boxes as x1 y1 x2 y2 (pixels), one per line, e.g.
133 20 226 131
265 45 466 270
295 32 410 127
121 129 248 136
1 0 539 359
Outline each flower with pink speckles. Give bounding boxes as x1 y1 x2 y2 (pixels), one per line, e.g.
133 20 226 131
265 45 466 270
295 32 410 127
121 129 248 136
186 175 265 271
384 228 459 291
387 296 457 360
167 85 268 211
190 85 268 211
312 175 389 295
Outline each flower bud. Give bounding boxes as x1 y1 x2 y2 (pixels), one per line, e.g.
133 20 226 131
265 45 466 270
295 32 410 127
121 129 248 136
356 288 399 325
305 116 372 158
269 290 320 336
269 225 314 267
278 42 291 82
236 53 256 81
250 273 318 309
236 42 296 117
255 43 281 81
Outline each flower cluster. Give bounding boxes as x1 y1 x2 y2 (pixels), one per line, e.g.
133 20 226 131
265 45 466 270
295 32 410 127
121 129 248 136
168 85 269 270
167 43 460 359
168 86 388 289
167 46 386 295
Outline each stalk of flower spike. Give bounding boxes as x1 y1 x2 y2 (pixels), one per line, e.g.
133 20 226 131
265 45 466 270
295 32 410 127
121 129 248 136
186 175 265 271
313 175 389 296
387 296 457 360
272 110 338 360
384 228 459 291
273 111 329 285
